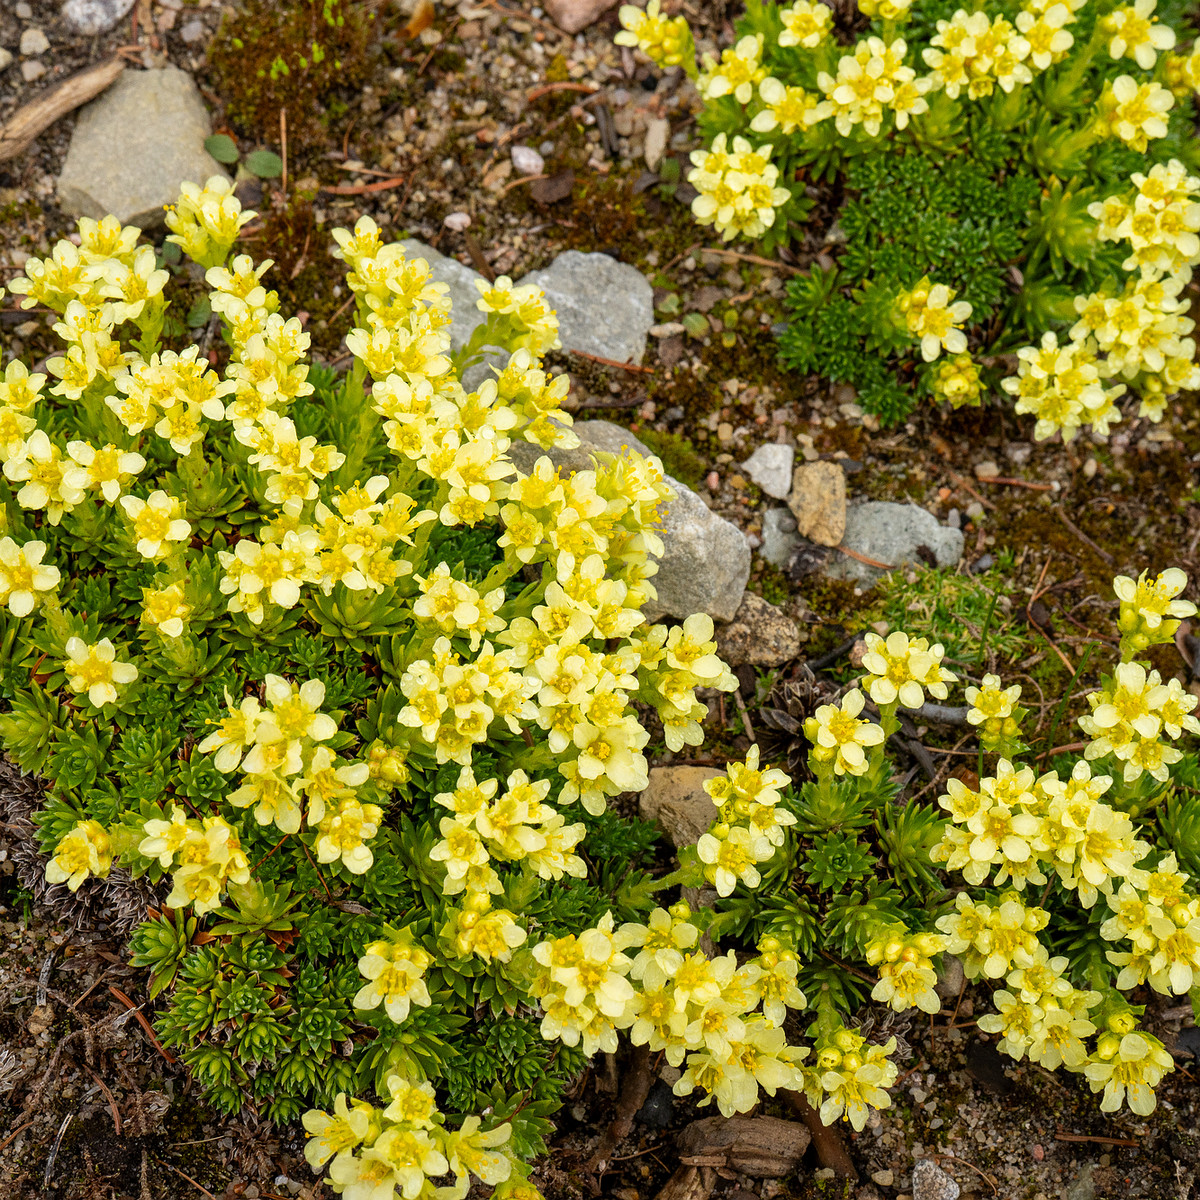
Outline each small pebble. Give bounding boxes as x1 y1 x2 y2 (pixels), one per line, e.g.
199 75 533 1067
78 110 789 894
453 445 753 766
19 27 50 57
716 421 733 443
443 211 471 232
974 460 1000 479
705 470 720 490
180 18 207 43
0 49 12 72
20 59 46 82
873 1169 895 1187
511 144 545 175
1083 456 1098 478
16 1 33 17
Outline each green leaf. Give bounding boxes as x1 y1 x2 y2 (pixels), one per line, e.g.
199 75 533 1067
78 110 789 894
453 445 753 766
204 133 240 164
186 295 212 329
244 149 284 179
682 312 708 338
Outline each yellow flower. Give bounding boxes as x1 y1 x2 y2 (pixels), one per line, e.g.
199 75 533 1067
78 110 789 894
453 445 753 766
140 581 192 638
897 277 973 362
614 0 694 68
1102 0 1175 69
316 795 383 875
46 820 112 891
0 536 60 617
777 0 832 48
1098 75 1174 152
1084 1030 1174 1115
302 1095 379 1170
929 352 983 408
62 636 138 707
119 490 192 560
697 34 765 105
353 936 433 1024
697 824 774 896
1114 567 1195 655
803 688 885 776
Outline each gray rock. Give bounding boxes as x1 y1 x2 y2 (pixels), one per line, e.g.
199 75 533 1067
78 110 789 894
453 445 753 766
760 508 801 568
57 67 226 229
646 473 750 623
912 1158 960 1200
61 0 136 35
826 501 964 586
1064 1164 1095 1200
511 145 544 176
934 952 965 1001
517 250 654 366
508 420 750 622
741 443 793 500
19 28 50 57
716 593 801 667
638 766 721 848
180 18 207 45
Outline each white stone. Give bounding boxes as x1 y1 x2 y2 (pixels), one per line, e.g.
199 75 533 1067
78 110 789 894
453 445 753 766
442 211 471 232
19 28 50 57
0 49 12 73
643 117 669 170
61 0 137 34
741 443 794 499
511 144 545 176
20 59 45 83
180 18 207 43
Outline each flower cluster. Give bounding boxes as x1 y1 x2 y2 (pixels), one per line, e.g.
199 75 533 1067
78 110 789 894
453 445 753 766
138 811 251 915
803 689 884 777
860 630 956 714
865 925 947 1014
687 134 792 243
198 676 384 877
1079 660 1199 784
46 819 112 892
697 745 795 895
303 1074 515 1200
615 0 695 69
802 1021 898 1131
353 930 433 1024
532 908 810 1118
816 37 930 137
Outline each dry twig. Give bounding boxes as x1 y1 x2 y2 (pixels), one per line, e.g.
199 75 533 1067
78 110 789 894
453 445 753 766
0 59 125 161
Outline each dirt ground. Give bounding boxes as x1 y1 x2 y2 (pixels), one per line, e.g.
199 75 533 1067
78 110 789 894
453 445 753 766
2 1 1200 1198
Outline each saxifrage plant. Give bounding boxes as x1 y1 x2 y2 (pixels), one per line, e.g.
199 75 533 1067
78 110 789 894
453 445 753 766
618 0 1200 434
4 177 1200 1200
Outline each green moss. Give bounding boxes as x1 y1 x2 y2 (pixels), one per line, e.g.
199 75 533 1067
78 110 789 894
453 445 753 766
207 0 374 143
637 428 707 490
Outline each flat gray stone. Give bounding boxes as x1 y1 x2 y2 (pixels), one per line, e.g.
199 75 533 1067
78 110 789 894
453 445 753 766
61 0 136 35
760 508 801 568
508 420 750 622
741 443 793 499
517 250 654 366
58 67 226 229
825 501 963 586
